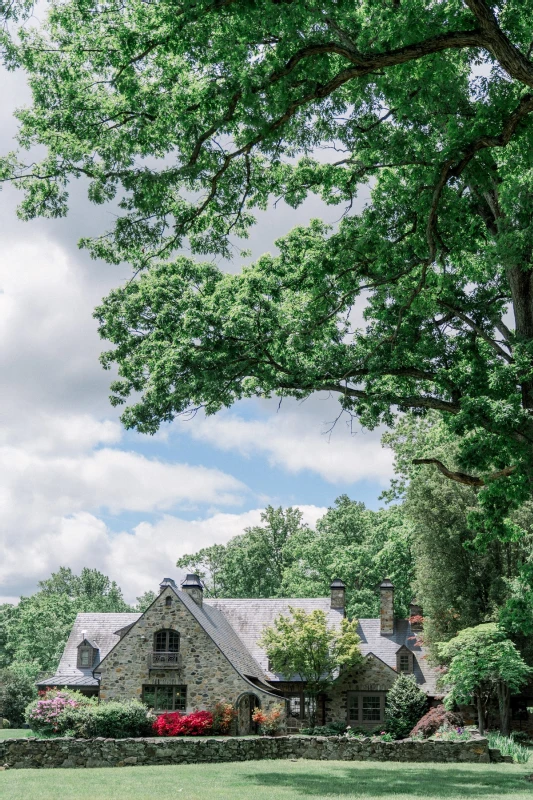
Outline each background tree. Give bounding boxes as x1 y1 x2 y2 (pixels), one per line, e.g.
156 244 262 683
2 567 132 678
384 674 428 740
7 0 533 533
383 414 533 650
437 623 532 735
178 506 309 598
0 667 37 727
259 607 363 725
177 498 414 614
134 591 157 612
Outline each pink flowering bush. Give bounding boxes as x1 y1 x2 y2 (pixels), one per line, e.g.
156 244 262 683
25 688 92 736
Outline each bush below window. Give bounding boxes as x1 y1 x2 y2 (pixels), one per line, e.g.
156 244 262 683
153 710 213 736
26 689 153 738
384 675 428 739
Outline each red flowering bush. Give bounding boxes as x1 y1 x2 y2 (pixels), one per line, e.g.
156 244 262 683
212 702 237 734
153 710 213 736
410 705 462 739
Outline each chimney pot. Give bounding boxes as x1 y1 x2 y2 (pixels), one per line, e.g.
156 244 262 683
181 574 203 607
330 578 346 613
379 578 394 635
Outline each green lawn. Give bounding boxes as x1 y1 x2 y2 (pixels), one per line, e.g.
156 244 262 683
1 760 532 799
0 729 30 740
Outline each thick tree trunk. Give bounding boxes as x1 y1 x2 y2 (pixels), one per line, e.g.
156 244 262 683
497 682 511 736
507 265 533 409
476 695 486 735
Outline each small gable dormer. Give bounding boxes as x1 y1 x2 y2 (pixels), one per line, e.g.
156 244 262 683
77 637 98 669
396 645 414 674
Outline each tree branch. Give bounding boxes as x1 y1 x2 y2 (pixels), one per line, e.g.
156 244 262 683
412 457 516 486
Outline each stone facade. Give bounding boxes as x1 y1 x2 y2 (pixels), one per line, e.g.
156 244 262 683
0 734 500 770
97 587 279 723
325 655 398 728
379 580 394 635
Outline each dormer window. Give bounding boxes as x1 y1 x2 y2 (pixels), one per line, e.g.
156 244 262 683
77 638 97 669
396 646 414 674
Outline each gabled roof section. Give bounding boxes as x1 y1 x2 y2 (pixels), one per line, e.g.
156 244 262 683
37 612 141 688
78 637 98 650
205 597 345 681
357 618 438 695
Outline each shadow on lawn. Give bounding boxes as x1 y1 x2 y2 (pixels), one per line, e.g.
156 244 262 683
244 765 527 797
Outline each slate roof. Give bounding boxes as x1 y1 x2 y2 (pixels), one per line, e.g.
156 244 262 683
357 618 439 696
37 612 141 688
39 596 440 697
205 598 345 682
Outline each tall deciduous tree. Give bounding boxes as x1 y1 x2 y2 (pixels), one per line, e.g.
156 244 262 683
7 1 533 529
437 623 532 735
178 506 309 598
259 607 363 724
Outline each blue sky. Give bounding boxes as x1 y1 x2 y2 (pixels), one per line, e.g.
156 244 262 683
0 29 393 605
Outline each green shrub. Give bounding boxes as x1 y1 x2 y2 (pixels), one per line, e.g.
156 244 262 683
487 732 531 764
301 723 347 736
26 689 153 739
511 731 532 745
2 719 10 729
0 668 37 727
385 674 428 739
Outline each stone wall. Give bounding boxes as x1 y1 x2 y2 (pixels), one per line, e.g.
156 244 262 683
98 587 278 716
0 734 502 770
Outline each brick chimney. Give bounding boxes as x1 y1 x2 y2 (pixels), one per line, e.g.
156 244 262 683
379 579 394 635
330 579 346 613
181 574 203 607
409 598 423 631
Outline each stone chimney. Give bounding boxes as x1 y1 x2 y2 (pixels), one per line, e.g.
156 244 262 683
181 574 203 607
330 579 346 613
379 579 394 635
159 577 177 593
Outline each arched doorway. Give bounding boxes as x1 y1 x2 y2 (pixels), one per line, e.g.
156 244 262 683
237 692 260 735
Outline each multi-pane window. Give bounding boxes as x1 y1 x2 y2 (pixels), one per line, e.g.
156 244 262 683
347 694 359 723
347 692 384 726
77 645 94 669
285 693 316 721
154 629 180 652
399 654 410 673
143 685 187 712
362 696 381 722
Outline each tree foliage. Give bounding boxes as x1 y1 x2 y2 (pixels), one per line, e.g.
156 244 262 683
1 567 132 677
259 606 363 721
384 674 427 739
437 623 532 735
6 0 533 528
385 414 533 652
177 498 414 617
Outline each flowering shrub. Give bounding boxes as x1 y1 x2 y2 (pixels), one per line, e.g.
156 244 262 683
153 710 213 736
410 705 462 739
26 690 152 738
212 702 237 735
25 689 91 736
433 724 471 742
252 703 285 735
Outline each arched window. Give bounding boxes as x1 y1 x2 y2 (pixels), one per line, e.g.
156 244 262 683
153 629 180 653
165 596 172 607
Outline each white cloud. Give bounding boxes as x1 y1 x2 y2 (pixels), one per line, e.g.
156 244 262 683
184 400 394 484
0 505 327 605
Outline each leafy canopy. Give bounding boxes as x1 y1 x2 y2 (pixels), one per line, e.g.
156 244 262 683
7 0 533 523
259 607 363 695
437 623 532 708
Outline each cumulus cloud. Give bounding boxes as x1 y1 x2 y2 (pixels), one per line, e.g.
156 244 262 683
0 505 327 605
183 399 394 485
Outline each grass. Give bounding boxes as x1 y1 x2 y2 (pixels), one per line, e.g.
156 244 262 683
0 729 31 740
1 760 533 799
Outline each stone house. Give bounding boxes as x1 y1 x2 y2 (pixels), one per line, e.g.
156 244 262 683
38 575 440 734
